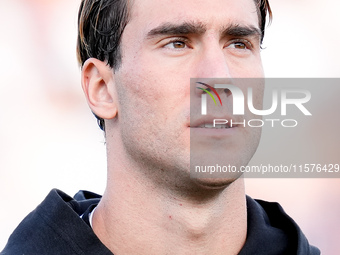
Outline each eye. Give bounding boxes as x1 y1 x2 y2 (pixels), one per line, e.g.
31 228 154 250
164 40 188 49
226 40 252 50
229 42 247 49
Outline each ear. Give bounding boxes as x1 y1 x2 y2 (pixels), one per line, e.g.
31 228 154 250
81 58 117 120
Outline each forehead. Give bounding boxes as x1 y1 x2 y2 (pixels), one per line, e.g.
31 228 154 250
127 0 259 32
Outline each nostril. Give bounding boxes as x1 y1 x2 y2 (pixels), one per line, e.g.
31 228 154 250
224 89 231 97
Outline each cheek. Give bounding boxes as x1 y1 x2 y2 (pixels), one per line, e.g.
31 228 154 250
244 79 265 116
117 57 190 119
114 66 190 169
118 50 178 100
114 60 187 140
233 55 264 79
252 82 265 109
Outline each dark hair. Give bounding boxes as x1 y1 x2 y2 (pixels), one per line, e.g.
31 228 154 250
77 0 272 131
254 0 272 43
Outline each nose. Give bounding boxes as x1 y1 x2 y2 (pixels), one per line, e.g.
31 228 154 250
193 43 233 98
194 41 231 79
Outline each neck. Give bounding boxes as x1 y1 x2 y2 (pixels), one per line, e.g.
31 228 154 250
92 164 247 255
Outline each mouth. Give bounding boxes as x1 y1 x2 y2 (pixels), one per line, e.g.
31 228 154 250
189 120 237 138
196 123 232 129
190 116 238 129
188 116 240 138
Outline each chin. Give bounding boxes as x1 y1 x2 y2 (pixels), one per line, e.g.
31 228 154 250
191 175 242 190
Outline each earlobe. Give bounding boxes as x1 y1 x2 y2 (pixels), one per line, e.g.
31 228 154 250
81 58 118 120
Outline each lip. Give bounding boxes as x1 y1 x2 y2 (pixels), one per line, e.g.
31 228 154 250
189 115 239 128
190 126 237 138
189 115 239 137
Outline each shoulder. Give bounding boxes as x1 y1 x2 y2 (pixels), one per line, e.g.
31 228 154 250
238 196 320 255
1 189 112 255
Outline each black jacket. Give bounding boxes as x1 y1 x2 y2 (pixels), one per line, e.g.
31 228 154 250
1 189 320 255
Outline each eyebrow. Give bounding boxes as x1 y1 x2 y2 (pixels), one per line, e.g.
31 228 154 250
146 21 262 41
146 21 206 39
221 24 262 40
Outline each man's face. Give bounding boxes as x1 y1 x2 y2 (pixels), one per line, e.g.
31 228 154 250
111 0 264 187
